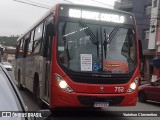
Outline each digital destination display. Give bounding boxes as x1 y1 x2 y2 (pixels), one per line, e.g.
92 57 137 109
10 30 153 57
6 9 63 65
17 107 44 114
69 9 125 23
58 5 134 25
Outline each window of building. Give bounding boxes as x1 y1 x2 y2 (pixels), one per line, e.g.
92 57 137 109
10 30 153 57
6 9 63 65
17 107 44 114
153 0 157 8
143 29 149 40
144 5 151 16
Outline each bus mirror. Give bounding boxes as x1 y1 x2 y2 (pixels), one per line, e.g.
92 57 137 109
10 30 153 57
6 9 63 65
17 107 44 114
48 22 55 36
46 15 55 36
138 40 143 60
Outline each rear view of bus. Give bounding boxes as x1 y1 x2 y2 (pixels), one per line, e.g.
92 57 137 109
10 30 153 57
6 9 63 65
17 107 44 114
51 4 140 108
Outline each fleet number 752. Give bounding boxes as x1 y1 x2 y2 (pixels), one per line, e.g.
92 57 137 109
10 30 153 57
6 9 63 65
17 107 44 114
115 87 124 93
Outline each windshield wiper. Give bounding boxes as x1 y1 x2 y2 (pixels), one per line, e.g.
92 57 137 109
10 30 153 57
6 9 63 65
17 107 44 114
103 26 119 58
79 22 99 58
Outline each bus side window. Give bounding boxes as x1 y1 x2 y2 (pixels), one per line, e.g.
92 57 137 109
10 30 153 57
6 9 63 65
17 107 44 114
27 30 34 55
23 33 30 58
33 22 44 54
43 15 54 60
20 39 24 51
15 41 20 59
17 38 25 58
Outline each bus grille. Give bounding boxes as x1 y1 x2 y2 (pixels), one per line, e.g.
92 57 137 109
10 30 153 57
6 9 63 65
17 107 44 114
69 75 129 84
77 96 124 106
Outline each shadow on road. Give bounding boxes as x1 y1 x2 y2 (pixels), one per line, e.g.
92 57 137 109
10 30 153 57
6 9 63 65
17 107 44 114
146 101 160 107
19 88 48 111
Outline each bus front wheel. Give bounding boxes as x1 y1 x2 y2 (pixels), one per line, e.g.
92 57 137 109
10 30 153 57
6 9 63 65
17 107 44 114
33 75 44 108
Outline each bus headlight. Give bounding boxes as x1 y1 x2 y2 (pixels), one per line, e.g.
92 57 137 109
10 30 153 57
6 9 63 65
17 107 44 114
130 82 136 90
55 73 73 93
127 77 138 93
59 81 68 89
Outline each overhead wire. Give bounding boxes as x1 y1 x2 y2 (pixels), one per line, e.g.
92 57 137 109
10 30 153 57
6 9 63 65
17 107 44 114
13 0 74 8
13 0 50 9
13 0 159 24
37 0 55 4
24 0 51 7
63 0 74 4
90 0 114 7
12 0 155 38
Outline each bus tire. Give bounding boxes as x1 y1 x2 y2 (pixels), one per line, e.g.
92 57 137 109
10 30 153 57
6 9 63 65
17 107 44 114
33 74 44 108
138 91 147 103
17 70 24 90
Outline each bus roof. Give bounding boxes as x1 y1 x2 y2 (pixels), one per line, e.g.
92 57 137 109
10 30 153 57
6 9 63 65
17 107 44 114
58 3 134 15
17 3 135 42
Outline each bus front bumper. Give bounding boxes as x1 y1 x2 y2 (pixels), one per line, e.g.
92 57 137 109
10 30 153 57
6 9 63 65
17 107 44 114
50 90 137 108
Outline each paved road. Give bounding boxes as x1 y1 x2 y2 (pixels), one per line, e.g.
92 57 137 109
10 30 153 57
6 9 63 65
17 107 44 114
8 71 41 111
8 71 160 120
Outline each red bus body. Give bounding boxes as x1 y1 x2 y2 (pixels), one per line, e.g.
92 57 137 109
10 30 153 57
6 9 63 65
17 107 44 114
50 4 140 108
15 4 140 109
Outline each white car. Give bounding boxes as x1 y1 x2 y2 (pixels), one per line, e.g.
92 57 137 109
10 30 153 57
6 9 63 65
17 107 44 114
0 63 30 120
1 62 12 71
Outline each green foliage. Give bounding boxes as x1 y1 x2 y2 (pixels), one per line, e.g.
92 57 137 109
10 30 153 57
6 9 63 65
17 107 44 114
0 35 19 47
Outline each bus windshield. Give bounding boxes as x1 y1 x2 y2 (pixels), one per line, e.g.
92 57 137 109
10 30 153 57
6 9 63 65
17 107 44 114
58 21 136 73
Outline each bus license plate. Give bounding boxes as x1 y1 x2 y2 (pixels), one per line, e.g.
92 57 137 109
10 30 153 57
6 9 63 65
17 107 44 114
94 102 109 107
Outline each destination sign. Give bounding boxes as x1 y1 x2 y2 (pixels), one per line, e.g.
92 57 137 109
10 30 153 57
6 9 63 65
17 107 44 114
69 9 125 23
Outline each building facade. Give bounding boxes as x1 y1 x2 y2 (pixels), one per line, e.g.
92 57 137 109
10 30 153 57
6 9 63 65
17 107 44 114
148 0 160 82
114 0 153 82
2 47 16 64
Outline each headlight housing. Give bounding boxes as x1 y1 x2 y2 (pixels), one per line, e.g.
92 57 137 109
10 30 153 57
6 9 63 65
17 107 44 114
55 73 73 93
127 77 139 93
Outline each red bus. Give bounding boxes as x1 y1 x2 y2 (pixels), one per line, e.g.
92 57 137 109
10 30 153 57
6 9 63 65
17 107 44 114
15 4 140 109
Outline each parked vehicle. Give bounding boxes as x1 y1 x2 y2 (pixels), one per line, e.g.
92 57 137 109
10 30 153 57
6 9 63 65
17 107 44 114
1 62 12 71
0 63 30 120
138 80 160 102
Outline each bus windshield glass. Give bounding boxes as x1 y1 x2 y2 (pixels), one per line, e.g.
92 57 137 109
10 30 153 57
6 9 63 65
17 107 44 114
58 22 136 73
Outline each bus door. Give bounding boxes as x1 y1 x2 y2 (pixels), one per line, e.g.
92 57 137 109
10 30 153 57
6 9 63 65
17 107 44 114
44 15 54 102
